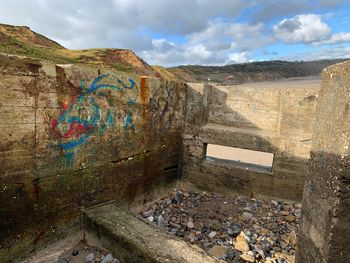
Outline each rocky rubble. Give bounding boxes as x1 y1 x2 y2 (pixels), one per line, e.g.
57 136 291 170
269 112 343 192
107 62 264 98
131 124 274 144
141 190 300 263
57 241 120 263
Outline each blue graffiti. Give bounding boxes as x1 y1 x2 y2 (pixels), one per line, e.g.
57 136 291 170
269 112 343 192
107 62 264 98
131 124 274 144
123 112 134 131
106 109 114 128
51 74 138 163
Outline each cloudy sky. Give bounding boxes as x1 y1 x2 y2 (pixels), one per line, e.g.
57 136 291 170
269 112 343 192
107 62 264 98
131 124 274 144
1 0 350 66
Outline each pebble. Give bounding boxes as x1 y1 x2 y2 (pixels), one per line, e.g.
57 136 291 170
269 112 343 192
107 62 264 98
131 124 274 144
85 253 94 263
281 253 295 263
242 212 253 221
102 253 114 263
277 204 283 212
271 200 279 206
187 221 194 229
157 215 166 227
147 216 154 222
175 192 181 203
254 244 265 259
240 253 255 262
228 223 242 237
289 230 297 248
72 249 79 256
208 245 229 259
285 215 296 222
208 231 217 239
142 209 154 218
244 229 252 237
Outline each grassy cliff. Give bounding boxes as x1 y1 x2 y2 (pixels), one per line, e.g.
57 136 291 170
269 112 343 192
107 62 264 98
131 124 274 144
0 24 158 76
167 59 348 83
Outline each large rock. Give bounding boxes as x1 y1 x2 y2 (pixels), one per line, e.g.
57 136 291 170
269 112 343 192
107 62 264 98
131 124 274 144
235 236 250 252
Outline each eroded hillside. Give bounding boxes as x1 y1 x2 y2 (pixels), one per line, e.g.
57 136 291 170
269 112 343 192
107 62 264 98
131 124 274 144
0 24 159 77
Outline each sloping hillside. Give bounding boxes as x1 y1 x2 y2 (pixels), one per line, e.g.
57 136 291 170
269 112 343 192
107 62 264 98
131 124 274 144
0 24 158 76
168 59 349 83
1 23 348 82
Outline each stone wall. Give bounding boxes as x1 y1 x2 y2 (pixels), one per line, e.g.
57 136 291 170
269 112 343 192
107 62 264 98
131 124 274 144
296 61 350 263
182 80 320 201
0 54 186 260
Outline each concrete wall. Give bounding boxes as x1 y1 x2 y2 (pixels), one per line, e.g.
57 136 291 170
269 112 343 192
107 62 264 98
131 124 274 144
0 54 186 260
296 61 350 263
182 79 320 201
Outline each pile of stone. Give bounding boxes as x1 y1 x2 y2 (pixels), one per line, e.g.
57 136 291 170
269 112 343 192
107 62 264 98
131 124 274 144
141 190 300 263
57 241 120 263
83 252 119 263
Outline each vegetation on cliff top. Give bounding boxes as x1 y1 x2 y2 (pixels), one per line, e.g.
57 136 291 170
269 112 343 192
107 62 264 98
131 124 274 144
0 24 157 76
167 59 348 83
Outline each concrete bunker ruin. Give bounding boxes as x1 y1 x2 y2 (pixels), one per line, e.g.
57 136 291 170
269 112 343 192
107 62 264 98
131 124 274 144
0 54 349 262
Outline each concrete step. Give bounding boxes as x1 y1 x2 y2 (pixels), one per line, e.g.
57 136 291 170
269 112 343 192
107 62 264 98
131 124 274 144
83 203 218 263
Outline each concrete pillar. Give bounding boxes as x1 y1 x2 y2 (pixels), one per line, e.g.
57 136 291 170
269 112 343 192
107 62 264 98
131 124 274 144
296 61 350 262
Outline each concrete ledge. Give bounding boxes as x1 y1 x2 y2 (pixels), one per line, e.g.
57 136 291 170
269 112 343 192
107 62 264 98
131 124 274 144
83 203 218 263
199 123 280 153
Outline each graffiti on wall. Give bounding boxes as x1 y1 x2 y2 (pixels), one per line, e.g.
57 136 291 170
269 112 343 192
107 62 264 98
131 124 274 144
148 84 175 135
50 73 177 169
50 73 138 168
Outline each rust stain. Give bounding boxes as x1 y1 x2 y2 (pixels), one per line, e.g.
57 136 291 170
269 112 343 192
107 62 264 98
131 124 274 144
140 76 149 132
55 65 80 96
343 102 349 119
304 95 317 101
32 178 40 203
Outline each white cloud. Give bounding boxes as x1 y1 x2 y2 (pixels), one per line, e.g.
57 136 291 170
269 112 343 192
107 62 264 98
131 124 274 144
226 52 251 64
0 0 251 50
273 13 350 47
189 21 268 52
273 14 331 43
0 1 349 65
279 46 350 61
314 32 350 45
140 41 217 66
140 20 267 66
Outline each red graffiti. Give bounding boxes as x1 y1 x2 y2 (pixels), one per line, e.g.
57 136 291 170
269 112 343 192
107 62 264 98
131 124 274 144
50 95 90 139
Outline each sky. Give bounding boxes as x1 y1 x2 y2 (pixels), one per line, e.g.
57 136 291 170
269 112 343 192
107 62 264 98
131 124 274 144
0 0 350 66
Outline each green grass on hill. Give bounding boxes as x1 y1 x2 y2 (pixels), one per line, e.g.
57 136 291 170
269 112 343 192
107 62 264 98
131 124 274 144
168 59 349 83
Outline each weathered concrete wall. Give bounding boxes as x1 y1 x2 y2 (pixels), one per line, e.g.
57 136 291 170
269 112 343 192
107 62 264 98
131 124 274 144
182 79 320 201
296 61 350 263
0 54 186 260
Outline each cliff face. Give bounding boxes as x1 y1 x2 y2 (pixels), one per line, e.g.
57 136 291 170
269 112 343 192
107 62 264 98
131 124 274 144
0 24 65 49
104 49 158 76
0 23 159 77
